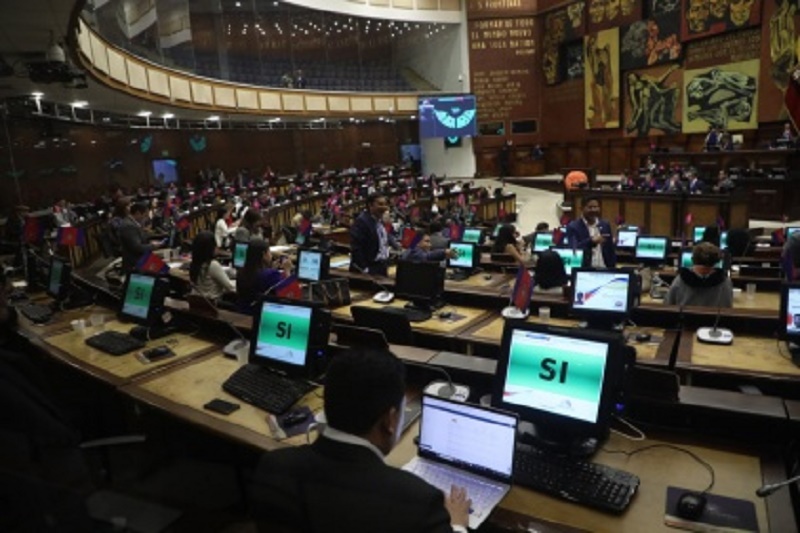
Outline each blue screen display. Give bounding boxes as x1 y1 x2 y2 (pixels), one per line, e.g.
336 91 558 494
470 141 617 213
419 96 478 139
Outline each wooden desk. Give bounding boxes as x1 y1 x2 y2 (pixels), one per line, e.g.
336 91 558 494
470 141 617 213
640 291 780 312
41 318 216 386
678 332 800 380
386 427 770 532
331 298 491 338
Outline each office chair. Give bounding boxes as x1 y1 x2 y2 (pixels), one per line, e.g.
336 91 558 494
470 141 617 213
351 306 414 346
332 323 390 349
726 229 752 258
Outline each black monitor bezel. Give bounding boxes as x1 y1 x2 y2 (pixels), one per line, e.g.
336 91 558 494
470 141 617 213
296 248 330 282
634 235 670 265
447 241 479 271
119 272 169 326
780 282 800 343
248 296 331 378
492 321 625 442
46 256 71 300
394 260 445 305
569 267 634 324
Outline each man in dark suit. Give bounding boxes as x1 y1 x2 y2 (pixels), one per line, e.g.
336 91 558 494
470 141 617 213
349 193 398 276
250 348 470 532
566 196 616 268
117 202 160 272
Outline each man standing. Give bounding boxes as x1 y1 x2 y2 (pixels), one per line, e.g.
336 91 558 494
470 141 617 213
566 196 616 268
350 193 398 276
250 348 471 532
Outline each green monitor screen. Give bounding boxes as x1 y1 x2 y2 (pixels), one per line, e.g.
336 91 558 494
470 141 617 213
462 228 482 244
255 302 312 367
635 236 668 262
233 242 248 268
448 242 476 270
121 273 155 321
720 231 728 249
533 232 554 253
550 248 585 275
680 250 724 269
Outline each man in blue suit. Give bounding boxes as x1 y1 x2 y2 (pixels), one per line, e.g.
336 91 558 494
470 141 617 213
566 196 616 268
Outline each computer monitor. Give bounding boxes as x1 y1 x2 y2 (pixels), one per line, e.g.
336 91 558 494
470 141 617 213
635 236 669 265
550 247 585 276
461 227 483 245
233 242 248 269
249 297 331 378
616 227 638 248
394 260 446 310
46 256 71 300
780 283 800 364
557 225 569 246
493 321 626 454
786 227 800 240
570 268 634 329
720 231 728 250
693 227 706 243
120 272 169 326
296 249 330 282
448 242 479 272
679 248 728 271
492 223 503 238
532 232 555 253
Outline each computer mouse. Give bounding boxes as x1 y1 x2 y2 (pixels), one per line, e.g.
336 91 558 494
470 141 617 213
282 411 309 428
635 332 651 343
675 492 706 521
438 311 452 319
150 346 172 357
483 274 493 281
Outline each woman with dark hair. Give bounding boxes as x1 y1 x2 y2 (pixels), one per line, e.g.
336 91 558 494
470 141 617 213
233 209 263 243
491 224 526 266
236 239 293 314
214 204 239 248
534 250 569 294
190 231 234 301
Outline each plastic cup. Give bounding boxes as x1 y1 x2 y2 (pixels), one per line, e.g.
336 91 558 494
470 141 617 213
539 306 551 322
90 314 105 329
746 283 756 300
70 319 86 334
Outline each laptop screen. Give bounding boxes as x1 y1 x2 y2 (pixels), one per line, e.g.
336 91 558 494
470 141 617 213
418 395 516 482
253 301 312 367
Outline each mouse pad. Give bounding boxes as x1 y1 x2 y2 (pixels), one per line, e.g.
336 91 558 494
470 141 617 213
440 312 467 323
664 486 758 532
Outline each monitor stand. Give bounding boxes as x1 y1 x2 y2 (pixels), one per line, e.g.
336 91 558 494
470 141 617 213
789 342 800 368
518 421 604 459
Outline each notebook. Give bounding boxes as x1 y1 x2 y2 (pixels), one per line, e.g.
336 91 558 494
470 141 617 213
403 395 518 530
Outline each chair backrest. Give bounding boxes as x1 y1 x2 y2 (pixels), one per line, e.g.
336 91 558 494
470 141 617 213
350 306 413 345
332 323 389 349
726 228 751 258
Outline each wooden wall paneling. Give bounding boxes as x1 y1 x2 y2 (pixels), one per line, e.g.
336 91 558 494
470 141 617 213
547 145 568 174
624 197 646 229
567 144 587 169
649 201 674 236
587 142 606 174
602 198 621 232
608 139 630 175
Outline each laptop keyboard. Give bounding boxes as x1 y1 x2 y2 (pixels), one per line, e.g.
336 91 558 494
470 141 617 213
513 443 639 513
222 364 315 414
18 303 53 324
85 331 146 356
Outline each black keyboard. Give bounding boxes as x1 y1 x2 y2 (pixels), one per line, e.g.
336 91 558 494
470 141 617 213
222 364 315 414
514 444 639 513
380 306 432 322
85 331 146 356
18 303 53 324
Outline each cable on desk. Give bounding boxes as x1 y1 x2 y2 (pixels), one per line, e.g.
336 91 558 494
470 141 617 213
603 443 715 494
610 414 646 442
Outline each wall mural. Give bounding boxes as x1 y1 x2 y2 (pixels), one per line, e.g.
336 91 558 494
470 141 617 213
587 0 642 33
757 0 797 121
682 58 760 132
681 0 762 42
585 28 620 129
649 0 682 16
563 41 586 80
620 13 683 70
624 63 683 136
543 4 586 86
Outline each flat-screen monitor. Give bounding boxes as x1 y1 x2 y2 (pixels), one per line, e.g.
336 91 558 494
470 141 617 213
152 158 179 185
418 95 478 139
570 268 634 328
448 242 479 271
786 227 800 239
46 256 71 300
679 248 729 271
532 232 555 253
781 283 800 344
492 223 503 238
635 236 669 264
296 249 330 282
616 228 638 248
720 230 728 250
461 227 483 245
249 297 331 377
394 260 445 309
550 248 585 276
120 272 168 325
233 242 248 269
493 321 625 450
557 225 569 246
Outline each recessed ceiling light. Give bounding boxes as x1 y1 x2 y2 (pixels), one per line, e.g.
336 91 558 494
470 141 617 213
138 111 152 117
162 113 175 119
208 115 220 121
71 101 88 108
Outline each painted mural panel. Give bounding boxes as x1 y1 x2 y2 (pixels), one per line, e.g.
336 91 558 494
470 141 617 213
587 0 642 33
585 28 620 129
624 63 683 136
759 0 797 121
681 0 762 42
682 58 760 133
620 13 683 71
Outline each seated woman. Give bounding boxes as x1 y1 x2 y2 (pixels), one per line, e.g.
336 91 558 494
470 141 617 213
533 250 569 294
492 224 527 267
236 239 294 314
401 231 455 263
665 242 733 308
190 231 235 302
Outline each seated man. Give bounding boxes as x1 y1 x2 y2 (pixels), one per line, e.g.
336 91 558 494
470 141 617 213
401 231 456 263
249 348 470 533
665 242 733 308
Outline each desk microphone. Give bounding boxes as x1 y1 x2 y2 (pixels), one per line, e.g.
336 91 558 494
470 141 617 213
756 473 800 497
188 282 253 359
696 296 734 345
350 263 394 303
403 360 469 402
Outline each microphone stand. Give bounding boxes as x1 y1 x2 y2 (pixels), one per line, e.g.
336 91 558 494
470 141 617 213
756 473 800 498
351 262 394 303
403 360 470 402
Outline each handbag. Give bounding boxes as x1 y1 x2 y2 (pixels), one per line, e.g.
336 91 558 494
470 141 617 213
307 278 351 307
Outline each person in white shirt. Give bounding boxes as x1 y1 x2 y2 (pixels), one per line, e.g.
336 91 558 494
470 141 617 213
190 230 234 301
213 205 239 248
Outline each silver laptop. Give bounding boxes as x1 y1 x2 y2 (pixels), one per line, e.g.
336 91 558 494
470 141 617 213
403 395 518 530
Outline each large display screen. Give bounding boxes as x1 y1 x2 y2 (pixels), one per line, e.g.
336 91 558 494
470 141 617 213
572 270 630 314
254 302 312 367
418 95 478 139
550 248 585 276
635 236 668 262
448 242 476 269
122 274 155 320
502 329 608 423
